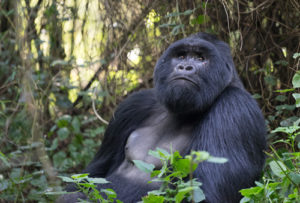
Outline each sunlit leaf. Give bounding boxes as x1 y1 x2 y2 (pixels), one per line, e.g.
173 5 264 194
133 160 155 173
293 53 300 59
292 93 300 107
193 188 206 202
269 160 287 178
58 176 75 183
292 72 300 88
240 186 263 197
289 172 300 184
89 177 109 184
142 194 164 203
207 156 228 164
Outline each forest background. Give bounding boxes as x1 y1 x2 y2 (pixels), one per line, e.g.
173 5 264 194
0 0 299 202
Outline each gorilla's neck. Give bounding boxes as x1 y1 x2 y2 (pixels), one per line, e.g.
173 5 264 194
155 104 202 125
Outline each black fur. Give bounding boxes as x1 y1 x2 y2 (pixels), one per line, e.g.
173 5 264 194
60 33 266 203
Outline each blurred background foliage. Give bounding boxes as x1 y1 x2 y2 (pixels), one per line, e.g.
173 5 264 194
0 0 299 202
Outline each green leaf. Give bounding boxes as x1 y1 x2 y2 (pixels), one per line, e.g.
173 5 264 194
56 115 72 127
48 138 58 151
165 12 181 17
254 181 264 187
240 186 263 197
133 160 155 173
183 9 193 15
193 188 206 202
275 104 295 111
264 75 277 86
207 156 228 164
173 158 191 177
292 93 300 107
289 172 300 184
176 187 194 203
0 180 8 191
157 148 170 157
149 147 170 159
56 96 72 109
89 177 110 184
240 196 251 203
79 182 94 188
252 94 262 99
148 149 162 159
147 190 166 196
31 175 47 189
58 176 75 183
71 173 89 179
0 151 10 167
275 60 289 66
196 15 205 24
269 160 287 178
53 151 67 167
191 15 209 25
275 95 287 102
190 151 209 162
71 117 81 134
57 127 70 140
292 72 300 88
171 24 184 36
293 53 300 59
150 170 161 178
271 126 300 135
101 188 116 198
142 194 164 203
45 191 70 195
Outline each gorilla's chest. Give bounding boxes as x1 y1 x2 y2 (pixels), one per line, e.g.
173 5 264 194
125 115 193 168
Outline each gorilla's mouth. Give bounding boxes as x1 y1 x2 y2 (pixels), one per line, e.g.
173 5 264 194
170 76 200 88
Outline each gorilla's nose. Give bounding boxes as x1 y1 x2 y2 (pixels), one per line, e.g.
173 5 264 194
175 64 196 74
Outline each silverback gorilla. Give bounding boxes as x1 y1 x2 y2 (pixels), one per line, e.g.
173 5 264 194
61 32 266 203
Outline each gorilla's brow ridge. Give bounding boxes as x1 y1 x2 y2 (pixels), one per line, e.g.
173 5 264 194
168 39 216 56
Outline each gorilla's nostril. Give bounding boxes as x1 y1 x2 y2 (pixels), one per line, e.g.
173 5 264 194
186 66 193 71
178 65 184 70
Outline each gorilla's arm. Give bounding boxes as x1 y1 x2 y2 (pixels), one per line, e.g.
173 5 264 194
83 89 157 177
192 86 266 203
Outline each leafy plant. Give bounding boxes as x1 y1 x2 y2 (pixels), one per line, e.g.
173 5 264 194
240 71 300 203
58 149 227 203
134 148 227 203
59 174 122 203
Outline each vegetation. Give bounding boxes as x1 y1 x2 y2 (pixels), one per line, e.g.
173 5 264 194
0 0 299 202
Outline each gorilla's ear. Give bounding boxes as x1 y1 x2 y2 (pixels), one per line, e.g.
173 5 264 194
226 62 244 88
225 62 234 84
226 63 233 72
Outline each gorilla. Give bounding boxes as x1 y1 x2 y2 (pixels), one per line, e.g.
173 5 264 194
61 32 266 203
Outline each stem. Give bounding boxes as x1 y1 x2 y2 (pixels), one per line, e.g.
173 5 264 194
189 156 194 203
269 145 298 188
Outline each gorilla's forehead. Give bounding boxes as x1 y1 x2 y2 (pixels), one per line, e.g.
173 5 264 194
166 37 217 56
173 37 214 48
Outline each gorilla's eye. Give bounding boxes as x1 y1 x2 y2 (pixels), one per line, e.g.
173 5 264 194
177 52 186 59
197 56 205 61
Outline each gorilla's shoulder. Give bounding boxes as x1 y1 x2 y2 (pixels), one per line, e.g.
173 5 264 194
114 88 157 115
122 88 156 105
126 88 155 99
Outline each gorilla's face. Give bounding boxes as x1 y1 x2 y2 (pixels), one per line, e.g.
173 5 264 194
154 34 233 114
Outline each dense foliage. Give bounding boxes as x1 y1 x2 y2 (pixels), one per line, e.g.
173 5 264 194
0 0 299 202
